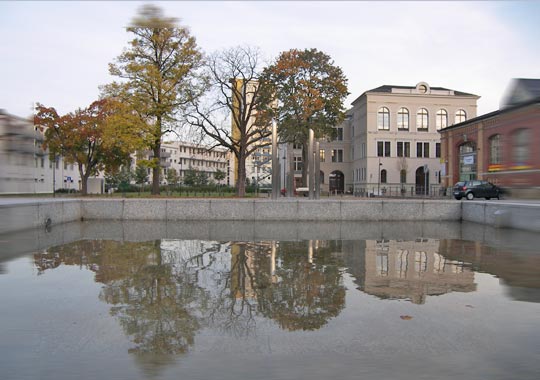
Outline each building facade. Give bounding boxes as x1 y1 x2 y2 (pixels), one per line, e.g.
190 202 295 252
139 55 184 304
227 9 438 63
0 109 84 194
322 82 480 196
439 97 540 198
133 141 231 186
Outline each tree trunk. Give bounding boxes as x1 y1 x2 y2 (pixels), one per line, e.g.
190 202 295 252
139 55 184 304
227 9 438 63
152 141 161 195
79 164 88 196
81 174 89 196
236 152 247 197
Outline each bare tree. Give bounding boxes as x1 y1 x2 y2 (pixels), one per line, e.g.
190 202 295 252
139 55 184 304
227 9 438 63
186 46 274 197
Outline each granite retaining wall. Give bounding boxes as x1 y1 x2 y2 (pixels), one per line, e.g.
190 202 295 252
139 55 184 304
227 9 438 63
1 198 539 234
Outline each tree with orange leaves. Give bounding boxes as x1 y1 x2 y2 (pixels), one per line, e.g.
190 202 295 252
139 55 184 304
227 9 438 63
35 99 144 195
261 48 349 186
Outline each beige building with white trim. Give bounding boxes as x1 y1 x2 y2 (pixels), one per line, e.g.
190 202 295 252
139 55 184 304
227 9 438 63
320 82 479 196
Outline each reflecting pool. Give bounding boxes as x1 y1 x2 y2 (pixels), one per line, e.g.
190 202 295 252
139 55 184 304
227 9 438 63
1 221 539 380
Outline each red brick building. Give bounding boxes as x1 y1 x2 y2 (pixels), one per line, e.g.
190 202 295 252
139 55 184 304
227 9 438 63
439 97 540 198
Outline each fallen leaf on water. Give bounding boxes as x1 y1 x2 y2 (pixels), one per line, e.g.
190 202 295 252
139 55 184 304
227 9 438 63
400 315 413 320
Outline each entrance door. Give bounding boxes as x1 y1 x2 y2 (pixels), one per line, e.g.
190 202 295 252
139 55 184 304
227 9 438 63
459 142 477 181
329 171 344 194
415 166 429 195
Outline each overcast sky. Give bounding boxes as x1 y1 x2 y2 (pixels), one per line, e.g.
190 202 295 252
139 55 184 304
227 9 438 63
1 1 539 118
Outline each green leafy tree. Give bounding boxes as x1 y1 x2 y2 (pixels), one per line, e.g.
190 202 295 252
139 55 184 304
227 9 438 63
186 46 274 197
166 168 180 193
105 165 132 194
35 99 140 195
183 168 198 187
134 163 149 194
214 168 226 184
261 48 349 185
106 4 204 195
196 170 208 186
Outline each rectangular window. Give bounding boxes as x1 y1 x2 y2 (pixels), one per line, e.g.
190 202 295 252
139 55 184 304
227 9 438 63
320 149 325 162
436 143 441 158
40 158 45 168
294 156 303 171
397 142 403 157
332 149 343 162
335 127 343 141
362 143 366 158
417 142 430 158
377 141 391 157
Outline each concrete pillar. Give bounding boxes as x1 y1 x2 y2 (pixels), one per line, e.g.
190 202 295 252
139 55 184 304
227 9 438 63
308 129 314 199
271 119 279 200
314 140 320 199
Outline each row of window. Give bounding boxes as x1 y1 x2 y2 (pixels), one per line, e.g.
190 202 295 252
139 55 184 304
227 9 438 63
165 147 227 159
489 128 530 165
168 157 227 169
378 107 467 131
378 141 441 158
34 156 75 171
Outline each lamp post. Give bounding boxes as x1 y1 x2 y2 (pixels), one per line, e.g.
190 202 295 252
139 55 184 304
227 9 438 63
282 154 286 196
377 157 382 197
52 155 58 198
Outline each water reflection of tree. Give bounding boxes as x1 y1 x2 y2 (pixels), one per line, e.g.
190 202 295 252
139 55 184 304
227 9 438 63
256 241 346 331
100 241 203 356
34 239 207 371
203 242 272 337
33 238 347 365
192 240 346 334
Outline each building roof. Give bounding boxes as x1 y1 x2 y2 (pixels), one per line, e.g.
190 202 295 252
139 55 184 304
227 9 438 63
439 95 540 133
364 85 478 97
351 82 479 105
501 78 540 108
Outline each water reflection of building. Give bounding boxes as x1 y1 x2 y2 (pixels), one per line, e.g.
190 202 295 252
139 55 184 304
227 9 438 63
439 239 540 303
343 239 476 304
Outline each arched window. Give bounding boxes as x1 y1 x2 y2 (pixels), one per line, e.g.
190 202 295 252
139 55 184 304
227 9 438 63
378 107 390 130
489 134 502 165
512 129 530 164
416 108 428 131
397 108 409 130
436 109 448 130
380 169 387 183
455 109 467 124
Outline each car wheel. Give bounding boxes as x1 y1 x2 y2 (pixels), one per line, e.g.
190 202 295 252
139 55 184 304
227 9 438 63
466 192 474 200
454 196 462 200
485 197 490 200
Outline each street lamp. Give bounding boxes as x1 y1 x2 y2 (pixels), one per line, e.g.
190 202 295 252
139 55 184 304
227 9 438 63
378 157 383 196
282 154 286 196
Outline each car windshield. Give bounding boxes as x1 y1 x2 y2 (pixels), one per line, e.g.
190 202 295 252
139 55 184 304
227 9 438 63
454 182 466 187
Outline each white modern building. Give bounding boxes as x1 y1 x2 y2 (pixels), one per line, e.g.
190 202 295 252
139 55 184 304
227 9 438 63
133 141 232 186
0 109 85 194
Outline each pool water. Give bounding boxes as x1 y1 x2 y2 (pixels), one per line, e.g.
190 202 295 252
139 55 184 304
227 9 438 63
1 221 539 380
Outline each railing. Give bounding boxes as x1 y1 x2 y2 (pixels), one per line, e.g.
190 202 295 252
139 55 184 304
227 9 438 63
353 184 451 198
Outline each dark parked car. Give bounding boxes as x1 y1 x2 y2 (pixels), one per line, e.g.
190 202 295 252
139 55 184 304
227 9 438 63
453 180 502 200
